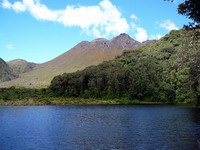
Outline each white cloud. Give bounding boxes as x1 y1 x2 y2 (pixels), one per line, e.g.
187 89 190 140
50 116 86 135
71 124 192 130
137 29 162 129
135 27 148 42
1 0 25 12
131 22 148 42
6 44 13 50
12 1 26 12
149 34 163 40
156 34 163 39
160 19 178 31
131 22 138 31
1 0 130 37
1 0 11 9
130 14 138 21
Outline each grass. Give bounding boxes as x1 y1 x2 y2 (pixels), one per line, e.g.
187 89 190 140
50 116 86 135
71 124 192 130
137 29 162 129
0 87 196 106
0 97 177 106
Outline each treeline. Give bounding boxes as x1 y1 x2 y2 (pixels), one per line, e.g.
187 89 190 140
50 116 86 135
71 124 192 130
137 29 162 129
0 87 51 101
50 29 200 104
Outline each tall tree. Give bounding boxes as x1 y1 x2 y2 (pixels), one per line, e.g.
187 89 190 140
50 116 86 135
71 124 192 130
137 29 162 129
167 0 200 28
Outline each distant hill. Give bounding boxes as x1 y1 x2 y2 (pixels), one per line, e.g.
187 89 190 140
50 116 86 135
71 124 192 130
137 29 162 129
0 58 17 82
0 34 155 87
8 59 37 75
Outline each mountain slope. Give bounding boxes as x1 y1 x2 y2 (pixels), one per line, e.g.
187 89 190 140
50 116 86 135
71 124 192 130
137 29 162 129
0 58 17 82
40 33 141 74
0 34 155 87
8 59 37 75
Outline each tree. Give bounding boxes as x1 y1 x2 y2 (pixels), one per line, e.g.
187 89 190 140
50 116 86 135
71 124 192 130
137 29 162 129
166 0 200 105
166 0 200 28
178 0 200 27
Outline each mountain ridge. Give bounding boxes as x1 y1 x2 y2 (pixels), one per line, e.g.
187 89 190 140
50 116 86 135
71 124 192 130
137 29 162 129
0 33 156 87
8 59 37 75
0 58 18 82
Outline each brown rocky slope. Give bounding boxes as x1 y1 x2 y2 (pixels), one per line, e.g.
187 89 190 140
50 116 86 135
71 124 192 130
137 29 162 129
0 33 155 87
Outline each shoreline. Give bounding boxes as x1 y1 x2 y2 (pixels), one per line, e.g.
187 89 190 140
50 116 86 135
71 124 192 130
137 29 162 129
0 99 193 106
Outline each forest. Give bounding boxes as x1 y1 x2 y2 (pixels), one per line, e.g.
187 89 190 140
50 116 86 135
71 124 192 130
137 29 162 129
50 29 200 105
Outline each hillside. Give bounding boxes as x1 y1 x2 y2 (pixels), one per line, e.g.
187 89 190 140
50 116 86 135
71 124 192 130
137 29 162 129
0 34 154 87
8 59 37 75
0 58 17 82
50 29 200 104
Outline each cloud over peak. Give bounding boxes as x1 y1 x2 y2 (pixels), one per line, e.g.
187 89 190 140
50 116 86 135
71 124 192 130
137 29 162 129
160 19 179 31
1 0 130 37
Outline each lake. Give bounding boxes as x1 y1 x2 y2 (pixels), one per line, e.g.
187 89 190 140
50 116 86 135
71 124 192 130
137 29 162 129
0 105 200 150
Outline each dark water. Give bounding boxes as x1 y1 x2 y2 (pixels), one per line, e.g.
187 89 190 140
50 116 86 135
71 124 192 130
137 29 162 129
0 105 200 150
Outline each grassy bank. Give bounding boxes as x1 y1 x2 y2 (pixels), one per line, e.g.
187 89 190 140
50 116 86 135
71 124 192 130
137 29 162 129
0 97 181 106
0 87 196 106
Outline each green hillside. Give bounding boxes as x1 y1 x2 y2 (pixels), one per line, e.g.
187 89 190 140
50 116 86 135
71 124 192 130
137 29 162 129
0 58 17 82
8 59 37 75
50 29 200 104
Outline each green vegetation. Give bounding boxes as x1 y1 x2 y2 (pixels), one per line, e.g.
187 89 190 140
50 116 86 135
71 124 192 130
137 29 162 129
167 0 200 28
1 1 199 106
50 29 200 105
0 29 199 106
0 87 171 106
0 87 49 101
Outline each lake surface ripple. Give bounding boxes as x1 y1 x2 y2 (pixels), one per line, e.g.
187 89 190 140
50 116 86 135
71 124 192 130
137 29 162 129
0 105 200 150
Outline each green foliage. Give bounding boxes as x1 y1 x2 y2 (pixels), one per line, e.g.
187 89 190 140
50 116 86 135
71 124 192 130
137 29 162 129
1 29 198 105
0 87 53 101
166 0 200 28
50 29 199 104
177 0 200 25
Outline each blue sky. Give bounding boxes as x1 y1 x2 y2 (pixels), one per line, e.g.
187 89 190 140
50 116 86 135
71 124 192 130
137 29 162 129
0 0 190 63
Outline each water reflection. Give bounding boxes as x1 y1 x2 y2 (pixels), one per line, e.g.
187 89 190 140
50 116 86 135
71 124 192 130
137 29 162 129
0 105 200 149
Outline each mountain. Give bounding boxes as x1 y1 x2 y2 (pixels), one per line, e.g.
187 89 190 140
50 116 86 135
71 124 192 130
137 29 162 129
39 33 142 75
8 59 37 75
0 58 17 82
0 33 155 88
141 40 156 45
50 29 200 103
